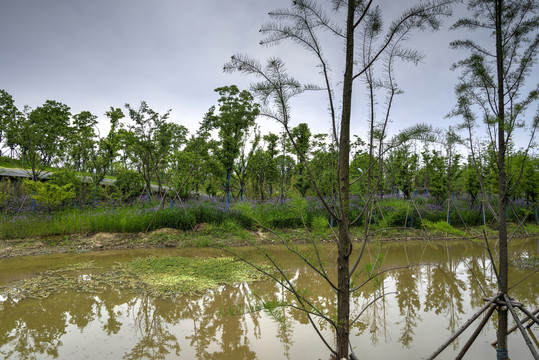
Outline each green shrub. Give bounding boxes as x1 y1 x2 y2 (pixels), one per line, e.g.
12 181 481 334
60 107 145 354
24 180 76 211
311 215 329 237
0 179 11 209
422 220 466 237
49 168 92 204
114 170 145 201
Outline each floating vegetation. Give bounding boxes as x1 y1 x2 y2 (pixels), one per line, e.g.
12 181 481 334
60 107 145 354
46 260 100 273
512 256 539 269
0 261 103 300
0 257 269 301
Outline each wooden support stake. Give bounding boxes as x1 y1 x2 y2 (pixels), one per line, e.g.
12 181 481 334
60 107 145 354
530 330 539 350
504 294 539 360
426 294 501 360
493 307 539 345
515 305 539 327
455 304 496 360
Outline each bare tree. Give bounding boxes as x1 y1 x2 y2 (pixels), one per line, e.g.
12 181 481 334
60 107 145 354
448 0 539 357
225 1 455 358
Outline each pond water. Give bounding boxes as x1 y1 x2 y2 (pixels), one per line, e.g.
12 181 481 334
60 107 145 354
0 239 537 360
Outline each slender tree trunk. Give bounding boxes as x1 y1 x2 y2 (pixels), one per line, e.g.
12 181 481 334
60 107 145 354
495 0 509 356
334 2 355 358
225 169 232 207
239 181 245 201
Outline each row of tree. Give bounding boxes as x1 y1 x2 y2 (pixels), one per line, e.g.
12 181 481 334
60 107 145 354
0 87 537 205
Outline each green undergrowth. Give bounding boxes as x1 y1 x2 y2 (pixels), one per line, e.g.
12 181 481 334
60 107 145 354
0 256 269 301
421 220 467 237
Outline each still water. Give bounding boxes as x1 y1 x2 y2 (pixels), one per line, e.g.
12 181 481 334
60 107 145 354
0 239 537 360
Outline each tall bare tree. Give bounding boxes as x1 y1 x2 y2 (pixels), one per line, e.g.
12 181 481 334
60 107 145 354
226 1 455 358
449 0 539 357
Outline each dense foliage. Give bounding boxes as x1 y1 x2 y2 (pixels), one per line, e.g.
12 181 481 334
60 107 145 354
0 88 537 207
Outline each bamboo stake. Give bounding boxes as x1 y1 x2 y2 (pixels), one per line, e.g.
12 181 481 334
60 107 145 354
530 330 539 350
504 294 539 360
455 304 497 360
515 305 539 327
426 294 501 359
492 307 539 345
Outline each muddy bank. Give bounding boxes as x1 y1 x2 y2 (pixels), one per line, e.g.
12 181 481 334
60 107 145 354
0 225 284 259
1 224 535 259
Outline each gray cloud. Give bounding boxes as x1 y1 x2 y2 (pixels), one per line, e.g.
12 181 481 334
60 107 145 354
1 0 535 146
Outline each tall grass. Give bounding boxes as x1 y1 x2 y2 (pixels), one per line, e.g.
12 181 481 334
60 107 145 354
1 195 536 239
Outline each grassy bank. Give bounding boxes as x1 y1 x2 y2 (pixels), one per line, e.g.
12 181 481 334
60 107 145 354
2 196 538 240
1 215 537 261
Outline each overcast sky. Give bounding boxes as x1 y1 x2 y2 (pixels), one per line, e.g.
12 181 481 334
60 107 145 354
0 0 536 148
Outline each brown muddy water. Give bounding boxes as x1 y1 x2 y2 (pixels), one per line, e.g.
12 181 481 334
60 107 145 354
0 239 537 360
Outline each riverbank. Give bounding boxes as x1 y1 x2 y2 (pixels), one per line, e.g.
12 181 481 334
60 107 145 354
2 222 537 259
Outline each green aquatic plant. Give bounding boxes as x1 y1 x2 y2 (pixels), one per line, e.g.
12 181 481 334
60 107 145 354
111 256 268 297
0 257 269 301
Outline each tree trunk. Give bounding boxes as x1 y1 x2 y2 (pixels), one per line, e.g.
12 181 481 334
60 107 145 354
495 0 508 356
334 1 355 358
225 169 232 207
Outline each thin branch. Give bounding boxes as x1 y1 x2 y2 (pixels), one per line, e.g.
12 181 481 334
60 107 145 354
349 291 396 327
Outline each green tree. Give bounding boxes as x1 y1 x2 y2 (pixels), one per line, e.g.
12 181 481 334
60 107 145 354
521 156 539 203
203 85 259 207
462 155 481 205
310 134 338 197
234 126 260 200
263 133 279 158
350 151 378 196
290 123 312 197
179 130 223 198
90 107 124 187
3 106 26 160
263 132 280 197
18 100 71 180
508 151 539 203
248 149 279 200
275 153 295 200
169 149 195 199
386 144 418 199
124 101 187 196
0 89 17 155
68 111 98 172
422 149 447 203
449 0 539 355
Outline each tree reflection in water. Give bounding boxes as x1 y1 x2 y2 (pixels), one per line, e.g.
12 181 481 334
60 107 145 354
394 266 422 347
122 296 181 360
184 282 259 359
0 240 537 359
424 249 466 339
0 296 68 359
